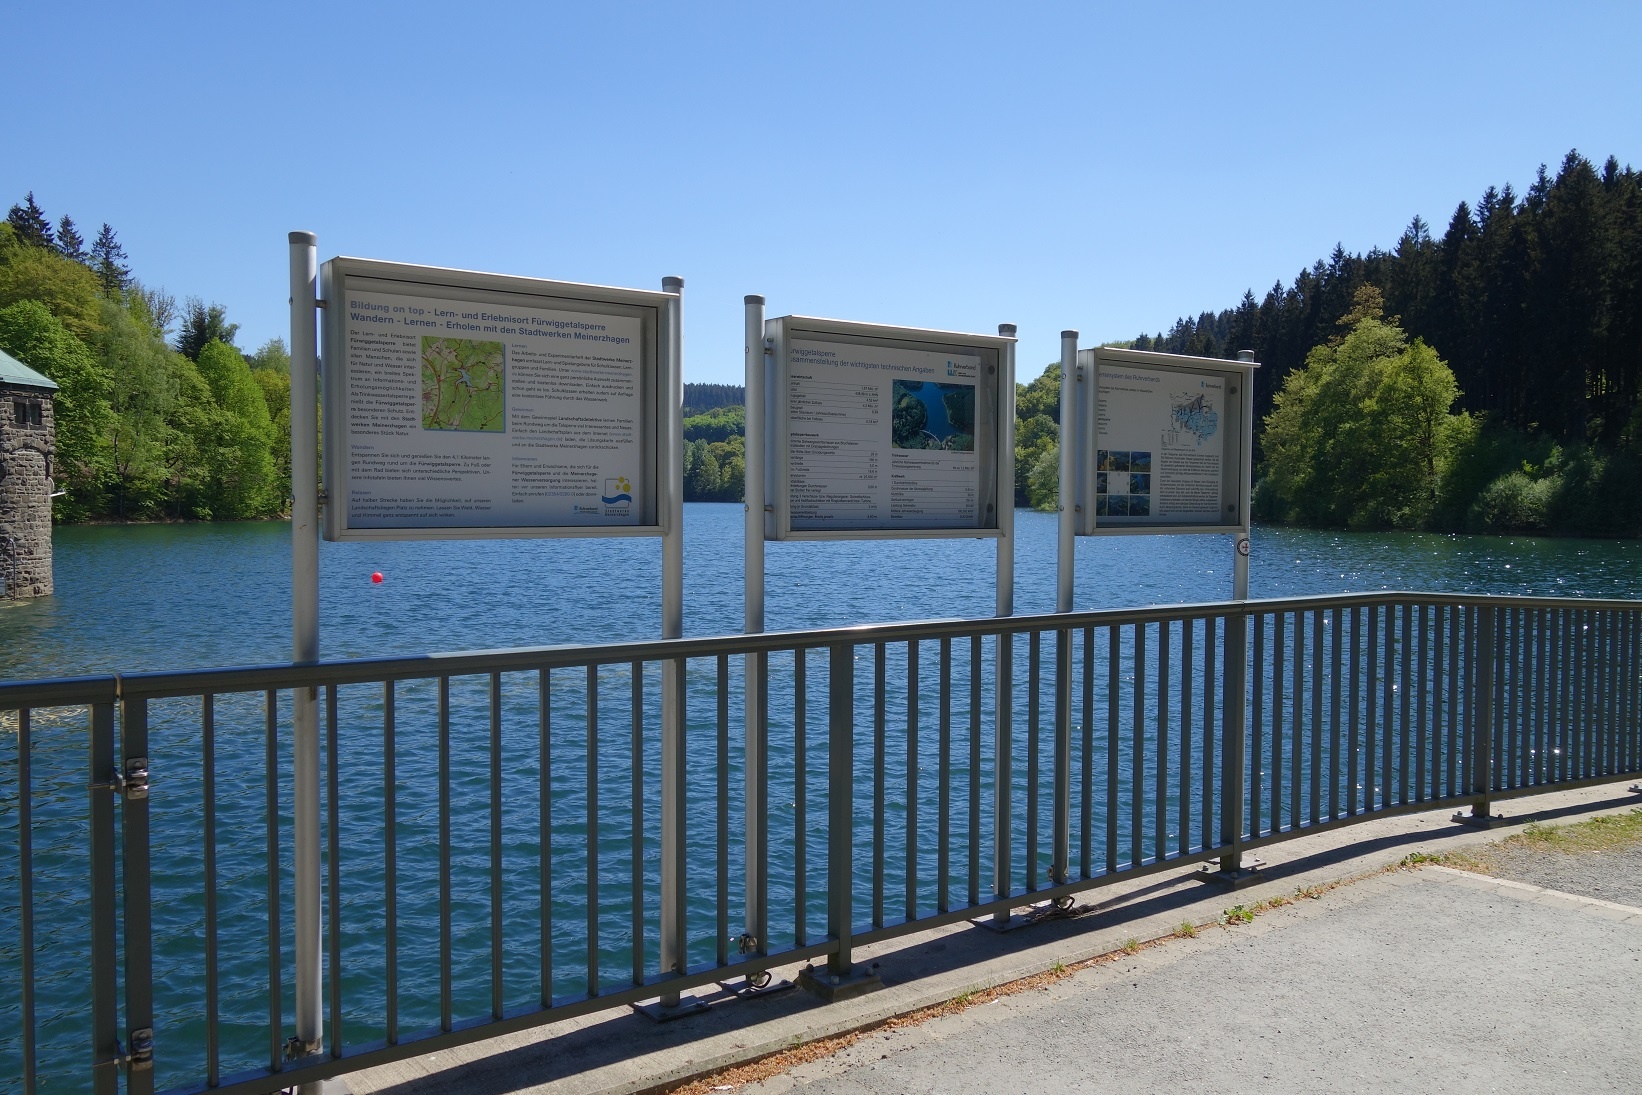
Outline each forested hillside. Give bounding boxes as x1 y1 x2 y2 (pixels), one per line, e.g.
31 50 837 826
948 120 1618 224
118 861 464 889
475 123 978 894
1133 149 1642 534
10 150 1640 532
1 193 289 521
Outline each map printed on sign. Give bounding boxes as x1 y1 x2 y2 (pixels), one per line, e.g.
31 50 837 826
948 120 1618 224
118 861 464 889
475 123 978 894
1094 366 1225 526
787 338 983 531
338 286 645 530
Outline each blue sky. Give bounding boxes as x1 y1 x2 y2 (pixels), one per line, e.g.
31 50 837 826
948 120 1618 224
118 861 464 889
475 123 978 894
7 1 1640 384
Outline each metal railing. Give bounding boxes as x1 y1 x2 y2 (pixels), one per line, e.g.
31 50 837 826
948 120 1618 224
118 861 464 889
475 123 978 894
2 592 1640 1094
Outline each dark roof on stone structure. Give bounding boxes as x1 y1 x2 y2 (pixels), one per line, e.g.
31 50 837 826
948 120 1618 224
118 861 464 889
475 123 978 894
0 347 59 392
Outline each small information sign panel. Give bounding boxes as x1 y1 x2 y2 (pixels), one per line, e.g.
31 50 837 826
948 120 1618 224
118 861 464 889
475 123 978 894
320 258 672 541
765 317 1011 540
1076 346 1255 536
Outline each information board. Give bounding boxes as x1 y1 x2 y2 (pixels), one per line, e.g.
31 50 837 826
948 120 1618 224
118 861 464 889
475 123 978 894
1076 346 1255 536
320 258 670 540
765 317 1010 540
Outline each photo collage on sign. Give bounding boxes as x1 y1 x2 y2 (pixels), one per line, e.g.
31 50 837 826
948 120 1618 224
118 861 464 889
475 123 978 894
1094 449 1152 517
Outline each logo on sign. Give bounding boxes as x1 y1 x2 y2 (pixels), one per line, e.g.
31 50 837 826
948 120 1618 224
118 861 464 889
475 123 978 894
602 476 632 515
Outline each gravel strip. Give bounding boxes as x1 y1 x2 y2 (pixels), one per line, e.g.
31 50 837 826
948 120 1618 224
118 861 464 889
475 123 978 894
1481 840 1642 908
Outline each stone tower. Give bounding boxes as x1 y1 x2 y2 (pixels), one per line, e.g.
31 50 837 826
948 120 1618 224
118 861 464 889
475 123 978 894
0 347 58 599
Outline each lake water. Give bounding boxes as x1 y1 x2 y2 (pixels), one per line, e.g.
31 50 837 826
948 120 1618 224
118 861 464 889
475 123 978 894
4 504 1639 680
3 506 1641 1091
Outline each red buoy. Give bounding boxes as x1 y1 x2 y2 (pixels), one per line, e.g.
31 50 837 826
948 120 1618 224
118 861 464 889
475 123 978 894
371 572 384 584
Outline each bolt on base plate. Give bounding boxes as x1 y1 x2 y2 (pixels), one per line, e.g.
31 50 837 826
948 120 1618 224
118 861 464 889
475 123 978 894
971 896 1081 933
1194 860 1265 890
796 962 882 1002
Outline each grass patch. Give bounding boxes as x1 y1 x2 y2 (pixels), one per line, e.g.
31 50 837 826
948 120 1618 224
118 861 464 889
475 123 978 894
1502 809 1642 854
1221 905 1254 925
1175 920 1198 938
1121 937 1142 954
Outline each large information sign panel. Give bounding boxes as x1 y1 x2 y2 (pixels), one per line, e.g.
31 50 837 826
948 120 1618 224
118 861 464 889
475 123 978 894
765 317 1010 540
1076 346 1254 536
320 258 668 541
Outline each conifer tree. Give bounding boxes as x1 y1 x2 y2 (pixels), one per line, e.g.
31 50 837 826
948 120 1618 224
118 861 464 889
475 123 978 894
56 216 86 262
175 297 239 359
7 192 54 248
89 223 130 295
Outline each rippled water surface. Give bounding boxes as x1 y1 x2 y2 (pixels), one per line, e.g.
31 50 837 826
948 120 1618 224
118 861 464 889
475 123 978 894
3 507 1640 1091
5 506 1639 678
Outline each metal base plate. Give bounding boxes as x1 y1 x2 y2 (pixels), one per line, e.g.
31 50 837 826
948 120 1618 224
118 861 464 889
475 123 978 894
796 963 883 1002
970 897 1081 933
1193 862 1265 890
630 993 711 1022
716 975 797 999
1452 810 1508 829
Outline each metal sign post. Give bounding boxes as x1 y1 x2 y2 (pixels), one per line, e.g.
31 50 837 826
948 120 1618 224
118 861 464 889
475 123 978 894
286 231 323 1080
741 295 768 982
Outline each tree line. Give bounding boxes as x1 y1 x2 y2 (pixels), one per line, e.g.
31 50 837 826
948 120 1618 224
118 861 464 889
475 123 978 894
13 150 1641 533
2 192 290 521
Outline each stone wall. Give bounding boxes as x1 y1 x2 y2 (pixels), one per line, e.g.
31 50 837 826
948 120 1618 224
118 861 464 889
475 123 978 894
0 382 56 598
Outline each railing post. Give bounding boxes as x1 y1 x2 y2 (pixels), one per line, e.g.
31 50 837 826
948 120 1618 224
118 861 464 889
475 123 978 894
1052 627 1071 886
992 323 1016 927
1455 604 1501 827
742 295 769 980
89 699 120 1095
1218 610 1250 876
799 643 881 1000
120 696 156 1095
826 642 854 977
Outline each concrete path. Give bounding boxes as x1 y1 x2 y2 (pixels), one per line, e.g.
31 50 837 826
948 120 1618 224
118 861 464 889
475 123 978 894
339 782 1642 1095
741 866 1642 1094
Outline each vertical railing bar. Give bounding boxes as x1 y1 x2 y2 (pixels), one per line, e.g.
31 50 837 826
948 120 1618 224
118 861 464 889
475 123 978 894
1601 610 1615 776
1202 614 1218 853
1052 624 1072 887
266 691 282 1074
968 635 983 906
906 641 919 922
1399 604 1413 805
1364 608 1379 812
439 676 452 1031
327 684 344 1054
1105 627 1119 874
385 681 399 1041
586 665 600 996
18 709 36 1095
1559 609 1572 783
1347 607 1362 815
1416 605 1430 802
1271 612 1286 831
1328 609 1342 819
1251 613 1266 837
1309 609 1323 826
1156 619 1171 861
1534 609 1547 786
1180 619 1194 856
825 643 856 977
795 650 808 945
538 670 551 1008
1291 611 1303 828
937 636 952 913
873 644 886 928
754 650 769 956
718 655 731 964
1495 609 1508 792
1504 609 1519 788
631 661 644 988
1431 606 1446 801
1080 626 1094 878
491 671 505 1017
1132 622 1146 869
89 699 118 1095
1383 604 1397 807
202 695 220 1084
1026 631 1040 890
120 694 155 1095
1448 606 1461 797
995 629 1017 915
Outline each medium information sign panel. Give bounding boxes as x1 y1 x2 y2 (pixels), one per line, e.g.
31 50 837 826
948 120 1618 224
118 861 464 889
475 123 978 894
320 258 669 541
765 316 1011 540
1076 346 1255 536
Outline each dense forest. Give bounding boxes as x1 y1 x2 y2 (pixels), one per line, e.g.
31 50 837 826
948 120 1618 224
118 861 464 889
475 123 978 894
10 150 1641 532
1 193 290 521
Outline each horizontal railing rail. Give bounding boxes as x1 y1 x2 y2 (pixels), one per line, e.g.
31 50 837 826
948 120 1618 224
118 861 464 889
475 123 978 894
2 591 1640 1094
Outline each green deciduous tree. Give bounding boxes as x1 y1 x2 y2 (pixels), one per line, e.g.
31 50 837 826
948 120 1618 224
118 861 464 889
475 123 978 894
0 223 105 339
0 300 112 518
194 339 280 517
1260 290 1468 528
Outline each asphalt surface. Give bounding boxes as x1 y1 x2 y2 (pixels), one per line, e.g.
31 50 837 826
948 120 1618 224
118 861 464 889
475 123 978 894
741 866 1642 1094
